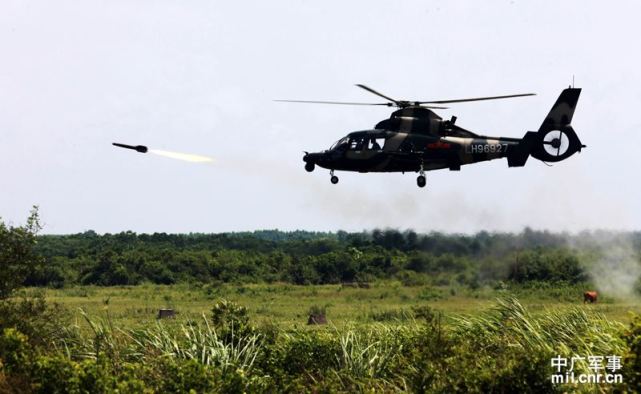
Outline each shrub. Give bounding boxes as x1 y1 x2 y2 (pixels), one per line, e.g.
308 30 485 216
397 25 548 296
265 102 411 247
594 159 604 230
275 331 340 375
412 305 436 324
417 286 443 301
211 299 254 341
368 309 412 322
621 314 641 391
0 328 30 374
0 295 69 348
395 270 430 287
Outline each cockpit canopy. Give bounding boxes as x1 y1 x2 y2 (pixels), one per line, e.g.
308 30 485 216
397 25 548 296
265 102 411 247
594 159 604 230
329 136 349 151
329 130 387 151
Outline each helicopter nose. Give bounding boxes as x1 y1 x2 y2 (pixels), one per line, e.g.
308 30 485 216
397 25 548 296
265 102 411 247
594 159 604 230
303 152 330 172
303 152 323 163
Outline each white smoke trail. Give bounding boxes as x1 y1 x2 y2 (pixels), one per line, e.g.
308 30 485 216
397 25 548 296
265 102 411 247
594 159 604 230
149 149 214 163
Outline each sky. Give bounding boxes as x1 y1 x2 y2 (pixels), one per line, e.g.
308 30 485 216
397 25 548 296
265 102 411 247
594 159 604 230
1 1 640 234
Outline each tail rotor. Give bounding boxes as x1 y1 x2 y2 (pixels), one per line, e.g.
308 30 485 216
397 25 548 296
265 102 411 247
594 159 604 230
507 87 584 167
524 87 584 163
542 129 571 157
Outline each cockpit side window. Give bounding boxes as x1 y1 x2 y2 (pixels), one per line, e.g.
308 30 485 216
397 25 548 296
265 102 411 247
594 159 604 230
368 138 385 150
348 137 366 151
332 134 385 151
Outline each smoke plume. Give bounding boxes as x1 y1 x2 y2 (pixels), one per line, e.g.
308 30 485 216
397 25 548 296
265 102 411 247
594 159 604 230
570 232 641 299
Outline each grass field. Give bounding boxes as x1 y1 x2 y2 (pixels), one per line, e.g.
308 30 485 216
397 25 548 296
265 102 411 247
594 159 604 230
5 282 639 392
26 282 641 330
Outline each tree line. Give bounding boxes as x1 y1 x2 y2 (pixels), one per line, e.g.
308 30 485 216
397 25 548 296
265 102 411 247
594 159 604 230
22 228 639 288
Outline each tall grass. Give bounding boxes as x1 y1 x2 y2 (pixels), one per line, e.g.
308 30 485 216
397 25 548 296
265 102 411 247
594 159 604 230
42 297 630 392
337 326 400 378
127 315 261 373
63 310 261 374
57 309 128 362
452 298 626 375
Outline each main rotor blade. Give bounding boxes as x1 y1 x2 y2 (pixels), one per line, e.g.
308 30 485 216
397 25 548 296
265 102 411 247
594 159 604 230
419 105 449 109
274 99 392 106
355 84 400 105
418 93 536 104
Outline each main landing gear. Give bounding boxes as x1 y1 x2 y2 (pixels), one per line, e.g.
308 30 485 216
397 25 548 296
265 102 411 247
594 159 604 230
330 170 339 184
416 164 426 188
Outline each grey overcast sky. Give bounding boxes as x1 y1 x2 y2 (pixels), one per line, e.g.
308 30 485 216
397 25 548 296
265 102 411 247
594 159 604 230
1 1 640 234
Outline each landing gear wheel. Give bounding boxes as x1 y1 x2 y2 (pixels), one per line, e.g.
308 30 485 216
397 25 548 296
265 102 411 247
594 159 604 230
305 162 315 172
329 170 339 184
417 162 426 188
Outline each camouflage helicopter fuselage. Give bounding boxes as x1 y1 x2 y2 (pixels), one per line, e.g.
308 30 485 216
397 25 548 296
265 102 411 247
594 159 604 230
303 87 584 186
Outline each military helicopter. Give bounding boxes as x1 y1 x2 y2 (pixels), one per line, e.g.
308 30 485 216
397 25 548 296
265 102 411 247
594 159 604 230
277 84 584 188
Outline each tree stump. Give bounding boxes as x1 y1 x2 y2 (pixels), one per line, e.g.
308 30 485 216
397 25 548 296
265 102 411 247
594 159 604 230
307 313 327 325
157 309 176 319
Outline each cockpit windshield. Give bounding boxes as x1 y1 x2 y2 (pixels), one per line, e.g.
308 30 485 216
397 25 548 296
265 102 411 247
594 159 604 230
330 137 349 150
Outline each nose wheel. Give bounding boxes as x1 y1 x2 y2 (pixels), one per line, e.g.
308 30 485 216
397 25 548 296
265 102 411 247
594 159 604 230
330 170 339 184
416 164 426 188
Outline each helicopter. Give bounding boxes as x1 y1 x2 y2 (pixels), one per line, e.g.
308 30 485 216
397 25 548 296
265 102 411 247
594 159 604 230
277 84 584 188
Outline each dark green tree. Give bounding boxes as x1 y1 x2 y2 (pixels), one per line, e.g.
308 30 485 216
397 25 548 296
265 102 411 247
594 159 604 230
0 206 43 298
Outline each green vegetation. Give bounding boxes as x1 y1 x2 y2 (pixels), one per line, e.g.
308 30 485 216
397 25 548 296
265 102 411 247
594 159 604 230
33 281 640 328
1 206 43 297
2 210 641 391
31 228 640 288
0 294 638 393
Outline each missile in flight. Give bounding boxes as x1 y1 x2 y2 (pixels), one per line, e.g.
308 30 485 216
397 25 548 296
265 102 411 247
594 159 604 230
112 142 214 163
112 142 148 153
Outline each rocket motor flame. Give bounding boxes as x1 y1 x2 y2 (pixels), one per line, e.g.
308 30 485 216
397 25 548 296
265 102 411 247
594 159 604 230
149 149 214 163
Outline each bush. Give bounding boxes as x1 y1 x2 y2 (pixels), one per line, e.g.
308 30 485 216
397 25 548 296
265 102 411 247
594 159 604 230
0 328 30 374
211 299 253 340
417 286 444 301
0 295 69 348
151 358 220 393
508 249 588 283
621 314 641 391
275 331 340 375
368 309 412 322
395 270 430 287
412 305 436 324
